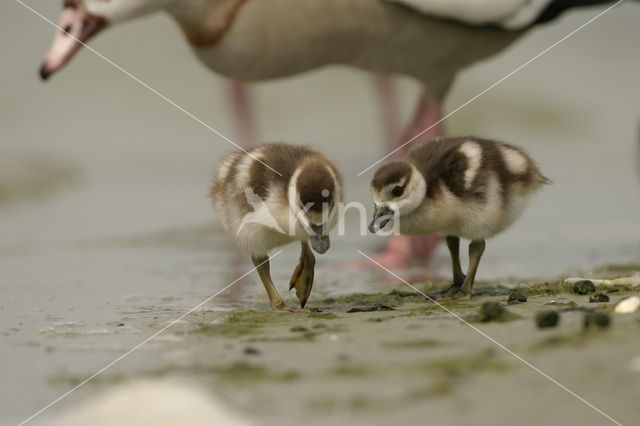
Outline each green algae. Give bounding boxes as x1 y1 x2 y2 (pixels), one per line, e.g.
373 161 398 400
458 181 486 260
407 298 484 317
308 312 338 320
593 264 640 275
224 310 289 324
423 351 510 377
191 323 261 337
406 378 454 399
190 310 292 337
252 332 319 343
471 302 521 323
382 338 441 349
309 394 378 412
531 334 588 351
150 362 300 383
49 372 124 387
330 363 371 377
318 289 427 308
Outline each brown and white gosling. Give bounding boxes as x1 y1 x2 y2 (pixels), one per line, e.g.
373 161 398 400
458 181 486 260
211 143 343 312
368 137 550 298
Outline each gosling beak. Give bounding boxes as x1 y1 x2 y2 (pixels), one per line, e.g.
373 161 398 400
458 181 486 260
368 205 394 233
309 224 330 254
40 1 106 80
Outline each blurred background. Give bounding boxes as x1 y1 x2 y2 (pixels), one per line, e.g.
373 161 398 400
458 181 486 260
1 0 639 423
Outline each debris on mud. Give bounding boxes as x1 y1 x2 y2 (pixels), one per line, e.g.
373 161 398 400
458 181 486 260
347 305 395 313
545 300 576 307
507 289 527 305
244 347 260 355
583 312 611 329
589 293 610 303
573 280 595 295
535 310 559 328
476 302 519 323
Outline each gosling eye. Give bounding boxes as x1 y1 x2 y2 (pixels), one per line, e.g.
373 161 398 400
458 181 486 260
391 185 404 197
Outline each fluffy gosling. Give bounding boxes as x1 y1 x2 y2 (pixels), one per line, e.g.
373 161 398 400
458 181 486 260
211 143 343 312
369 137 550 297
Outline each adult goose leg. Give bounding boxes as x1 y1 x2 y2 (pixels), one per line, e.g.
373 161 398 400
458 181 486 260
289 242 316 308
227 80 257 148
368 91 444 269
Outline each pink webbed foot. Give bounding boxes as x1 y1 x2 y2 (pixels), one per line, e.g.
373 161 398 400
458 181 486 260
351 234 442 271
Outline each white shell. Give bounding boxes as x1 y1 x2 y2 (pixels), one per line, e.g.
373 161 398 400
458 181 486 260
614 296 640 314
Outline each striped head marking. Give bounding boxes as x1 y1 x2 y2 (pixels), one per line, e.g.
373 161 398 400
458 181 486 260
370 161 426 217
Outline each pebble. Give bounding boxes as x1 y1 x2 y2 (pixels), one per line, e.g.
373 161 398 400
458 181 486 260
583 312 610 329
573 280 595 294
507 289 527 305
479 302 505 322
535 310 559 328
588 293 610 303
244 347 260 355
614 296 640 314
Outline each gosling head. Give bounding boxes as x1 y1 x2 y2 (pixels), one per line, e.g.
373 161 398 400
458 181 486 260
289 160 340 254
369 161 426 233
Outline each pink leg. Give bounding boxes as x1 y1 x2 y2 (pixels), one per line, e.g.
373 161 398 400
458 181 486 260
372 74 401 147
226 80 257 148
225 80 258 296
370 90 445 269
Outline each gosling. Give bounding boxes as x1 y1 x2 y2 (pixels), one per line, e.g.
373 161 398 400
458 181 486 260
369 137 550 298
211 143 343 312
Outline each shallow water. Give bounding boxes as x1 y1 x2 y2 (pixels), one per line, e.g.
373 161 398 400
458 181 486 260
1 1 640 422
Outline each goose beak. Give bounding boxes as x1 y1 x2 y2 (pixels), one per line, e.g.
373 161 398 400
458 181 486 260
309 224 330 254
368 205 394 233
40 1 106 80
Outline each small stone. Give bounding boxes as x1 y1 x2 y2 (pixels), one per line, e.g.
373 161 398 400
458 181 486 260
507 289 527 305
583 312 610 329
479 302 505 322
535 310 559 328
573 280 595 294
589 293 609 303
117 323 125 327
243 347 260 355
347 305 395 313
614 296 640 314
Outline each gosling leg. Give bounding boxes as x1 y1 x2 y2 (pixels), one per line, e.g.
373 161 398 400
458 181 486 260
458 239 485 297
252 256 316 313
289 242 316 308
429 235 466 298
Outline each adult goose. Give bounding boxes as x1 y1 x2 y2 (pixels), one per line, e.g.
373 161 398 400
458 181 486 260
39 0 619 268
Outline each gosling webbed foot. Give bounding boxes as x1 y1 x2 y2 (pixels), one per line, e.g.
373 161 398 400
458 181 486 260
289 242 316 307
271 304 321 313
427 276 472 299
427 283 461 299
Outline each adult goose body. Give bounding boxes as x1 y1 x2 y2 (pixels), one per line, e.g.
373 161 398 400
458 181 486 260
40 0 619 268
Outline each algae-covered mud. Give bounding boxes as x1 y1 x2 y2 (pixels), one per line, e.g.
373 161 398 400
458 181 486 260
16 266 640 426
